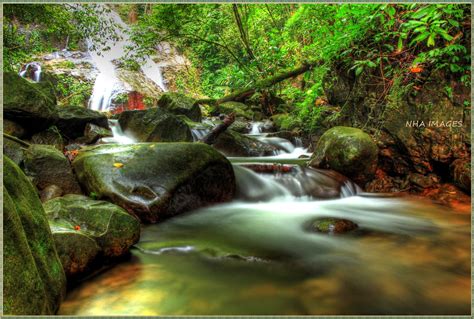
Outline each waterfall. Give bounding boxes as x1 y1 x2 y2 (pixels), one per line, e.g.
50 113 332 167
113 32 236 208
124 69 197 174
19 62 41 82
101 119 135 144
88 5 167 112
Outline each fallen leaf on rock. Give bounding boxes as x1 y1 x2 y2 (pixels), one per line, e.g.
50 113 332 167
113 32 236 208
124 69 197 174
74 225 81 231
113 163 124 168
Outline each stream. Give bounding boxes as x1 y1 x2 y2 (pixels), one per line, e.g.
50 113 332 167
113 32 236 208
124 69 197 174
58 124 471 315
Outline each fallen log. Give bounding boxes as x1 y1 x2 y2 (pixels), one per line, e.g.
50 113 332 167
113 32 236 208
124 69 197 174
200 113 236 145
197 62 320 105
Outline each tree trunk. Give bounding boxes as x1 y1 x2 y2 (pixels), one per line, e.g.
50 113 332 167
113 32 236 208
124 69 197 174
197 62 320 105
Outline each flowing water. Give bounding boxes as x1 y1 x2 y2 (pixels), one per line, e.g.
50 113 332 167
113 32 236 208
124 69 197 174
19 62 41 82
59 128 471 315
87 5 166 112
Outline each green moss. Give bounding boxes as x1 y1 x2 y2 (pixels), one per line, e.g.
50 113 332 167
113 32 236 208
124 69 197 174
158 92 202 122
3 156 66 315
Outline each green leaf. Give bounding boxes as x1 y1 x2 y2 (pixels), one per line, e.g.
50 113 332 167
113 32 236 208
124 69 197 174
355 66 364 77
397 37 404 51
410 32 430 46
427 33 435 46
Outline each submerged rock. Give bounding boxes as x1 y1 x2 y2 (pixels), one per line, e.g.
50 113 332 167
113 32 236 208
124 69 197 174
78 123 113 144
309 126 378 185
44 195 141 277
3 156 66 315
311 218 358 234
158 92 202 122
118 108 193 142
24 145 82 196
72 143 236 223
213 129 279 157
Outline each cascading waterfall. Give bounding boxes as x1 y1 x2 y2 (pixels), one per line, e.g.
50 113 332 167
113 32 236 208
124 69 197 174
87 5 167 112
19 62 41 82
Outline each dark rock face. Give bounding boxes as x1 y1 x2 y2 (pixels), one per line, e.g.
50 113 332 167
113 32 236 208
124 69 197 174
157 92 202 122
31 126 64 150
44 195 141 278
309 126 378 185
118 108 193 142
53 106 109 140
72 143 236 223
450 159 470 192
24 145 82 196
213 129 279 157
3 156 66 315
77 123 113 144
321 67 470 193
4 119 27 138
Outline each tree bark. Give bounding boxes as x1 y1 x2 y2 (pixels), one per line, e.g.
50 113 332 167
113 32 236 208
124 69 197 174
197 62 320 105
200 113 235 145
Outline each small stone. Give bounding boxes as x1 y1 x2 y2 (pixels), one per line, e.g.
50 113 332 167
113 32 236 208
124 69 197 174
40 184 63 202
312 218 358 234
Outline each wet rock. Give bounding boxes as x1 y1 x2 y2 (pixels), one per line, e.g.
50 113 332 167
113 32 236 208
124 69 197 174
72 143 236 223
229 119 250 133
24 145 82 195
47 226 100 278
118 108 193 142
409 173 439 190
450 159 470 193
44 194 141 277
3 72 57 133
420 183 471 212
40 184 63 202
213 129 279 157
3 156 66 315
157 92 202 122
77 123 113 144
311 218 358 234
53 106 109 140
212 101 254 120
31 126 64 151
4 119 26 138
309 126 378 185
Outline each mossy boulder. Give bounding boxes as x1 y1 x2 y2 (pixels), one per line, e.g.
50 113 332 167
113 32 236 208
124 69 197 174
229 119 250 133
31 126 64 150
157 92 202 122
3 72 58 133
3 137 27 166
3 156 66 315
53 106 109 140
72 143 236 223
44 195 140 277
213 129 278 157
309 126 378 185
118 108 193 142
24 145 82 195
213 101 254 120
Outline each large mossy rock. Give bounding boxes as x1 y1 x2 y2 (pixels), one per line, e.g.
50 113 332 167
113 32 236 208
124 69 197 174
44 195 140 277
213 101 254 120
54 106 109 140
118 108 193 142
157 92 202 122
3 72 57 133
24 144 82 196
3 156 66 315
213 129 278 157
72 143 236 223
309 126 378 185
